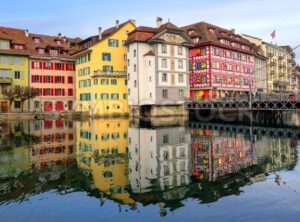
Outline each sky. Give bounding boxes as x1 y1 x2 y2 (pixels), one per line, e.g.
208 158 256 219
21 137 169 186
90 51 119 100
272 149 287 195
1 0 300 61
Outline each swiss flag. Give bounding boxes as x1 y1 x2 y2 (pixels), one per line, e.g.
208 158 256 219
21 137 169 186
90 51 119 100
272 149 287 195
271 30 276 39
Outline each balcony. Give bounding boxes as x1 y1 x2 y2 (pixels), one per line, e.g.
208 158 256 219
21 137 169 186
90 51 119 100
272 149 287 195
278 72 285 77
0 77 12 84
270 61 276 66
278 55 284 60
91 70 127 78
279 63 284 68
273 80 289 86
268 52 274 57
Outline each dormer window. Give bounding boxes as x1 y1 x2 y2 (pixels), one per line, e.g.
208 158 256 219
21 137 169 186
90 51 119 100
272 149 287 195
34 37 41 44
38 48 45 54
193 37 199 43
50 49 58 56
209 28 215 33
14 44 24 49
56 40 61 45
188 29 195 36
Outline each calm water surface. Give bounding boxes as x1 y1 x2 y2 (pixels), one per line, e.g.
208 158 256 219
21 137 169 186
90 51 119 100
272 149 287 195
0 117 300 222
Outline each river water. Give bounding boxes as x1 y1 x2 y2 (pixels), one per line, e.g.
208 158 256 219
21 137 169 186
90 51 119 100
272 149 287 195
0 117 300 222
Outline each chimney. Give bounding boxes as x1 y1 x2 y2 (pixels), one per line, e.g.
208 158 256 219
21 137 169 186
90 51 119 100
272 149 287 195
230 29 235 34
130 19 136 26
98 27 102 40
116 20 120 29
58 33 62 38
156 17 163 28
25 29 29 38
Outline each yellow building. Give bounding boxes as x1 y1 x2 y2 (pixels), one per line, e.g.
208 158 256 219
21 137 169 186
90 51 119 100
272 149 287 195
74 20 135 117
76 118 135 205
0 27 30 112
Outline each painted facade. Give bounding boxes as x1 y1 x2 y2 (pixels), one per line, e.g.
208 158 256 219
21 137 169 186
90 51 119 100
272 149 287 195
28 33 79 112
181 22 255 100
0 27 30 112
76 118 135 205
74 20 135 116
243 35 293 94
126 18 193 116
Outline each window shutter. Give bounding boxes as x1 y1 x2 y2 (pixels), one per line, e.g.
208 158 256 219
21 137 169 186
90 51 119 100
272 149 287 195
62 89 65 96
31 75 34 83
87 52 91 61
51 89 54 96
43 89 46 95
108 53 111 61
51 76 54 83
43 76 46 83
62 77 65 83
40 62 43 69
31 61 35 69
72 64 75 71
43 62 46 69
40 89 43 96
116 40 119 47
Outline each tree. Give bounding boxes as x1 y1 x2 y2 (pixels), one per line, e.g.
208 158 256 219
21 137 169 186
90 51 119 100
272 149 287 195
15 86 40 112
2 86 16 112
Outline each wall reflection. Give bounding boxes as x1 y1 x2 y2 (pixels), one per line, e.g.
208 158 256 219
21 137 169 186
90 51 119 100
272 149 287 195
0 118 298 214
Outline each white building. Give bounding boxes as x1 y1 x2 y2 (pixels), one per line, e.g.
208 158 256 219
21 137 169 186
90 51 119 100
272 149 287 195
126 17 193 117
128 126 191 194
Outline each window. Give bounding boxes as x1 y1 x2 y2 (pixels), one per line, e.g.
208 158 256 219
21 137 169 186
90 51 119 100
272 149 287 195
133 49 136 57
101 93 109 100
108 39 119 47
162 59 167 68
38 48 45 54
162 89 168 98
101 79 109 85
134 80 137 87
123 93 127 99
178 74 184 83
68 76 73 84
68 89 73 96
178 89 184 98
162 73 167 82
178 60 183 69
34 101 39 109
14 44 23 49
55 63 63 70
34 38 40 43
178 46 183 55
0 41 9 49
134 64 136 72
102 52 111 61
14 71 21 79
111 93 119 100
128 59 130 66
14 101 21 109
13 57 22 64
161 44 167 54
128 73 130 80
163 135 169 144
50 49 58 56
45 62 51 70
103 66 113 72
94 79 98 85
111 79 117 85
0 56 8 64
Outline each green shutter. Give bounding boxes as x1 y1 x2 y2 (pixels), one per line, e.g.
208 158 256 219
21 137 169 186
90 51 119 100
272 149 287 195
108 53 111 61
88 52 91 61
102 53 105 61
116 40 119 47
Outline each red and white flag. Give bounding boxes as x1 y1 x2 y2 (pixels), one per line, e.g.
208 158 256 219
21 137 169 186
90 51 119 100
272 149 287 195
271 30 276 39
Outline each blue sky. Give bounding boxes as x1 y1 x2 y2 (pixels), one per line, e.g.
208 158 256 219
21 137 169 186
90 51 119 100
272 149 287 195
1 0 300 60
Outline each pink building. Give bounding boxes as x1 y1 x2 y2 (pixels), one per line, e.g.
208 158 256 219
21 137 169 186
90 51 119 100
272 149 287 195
28 33 80 112
181 22 255 100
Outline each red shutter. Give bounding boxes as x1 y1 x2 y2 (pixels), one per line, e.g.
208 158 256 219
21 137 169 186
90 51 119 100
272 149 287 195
51 89 54 96
40 75 43 83
51 76 54 83
39 62 43 69
43 62 46 69
43 76 46 83
62 77 65 83
31 75 34 83
43 89 46 95
31 61 35 69
62 89 65 96
72 64 75 71
40 89 43 96
62 63 65 70
51 63 54 70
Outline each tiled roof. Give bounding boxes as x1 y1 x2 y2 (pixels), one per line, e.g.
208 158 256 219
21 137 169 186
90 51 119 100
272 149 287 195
180 22 255 54
28 33 80 59
144 50 155 56
126 22 191 45
75 20 135 54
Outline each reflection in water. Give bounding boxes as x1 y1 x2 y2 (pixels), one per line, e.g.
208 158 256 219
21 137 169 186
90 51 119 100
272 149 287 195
0 118 299 219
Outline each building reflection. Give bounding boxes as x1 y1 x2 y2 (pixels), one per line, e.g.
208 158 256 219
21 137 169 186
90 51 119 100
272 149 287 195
76 118 135 206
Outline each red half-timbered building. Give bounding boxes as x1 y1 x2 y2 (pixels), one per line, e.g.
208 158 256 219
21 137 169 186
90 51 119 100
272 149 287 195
181 22 255 100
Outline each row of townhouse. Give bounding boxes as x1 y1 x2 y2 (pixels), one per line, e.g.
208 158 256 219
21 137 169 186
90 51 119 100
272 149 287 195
0 18 296 115
0 26 79 113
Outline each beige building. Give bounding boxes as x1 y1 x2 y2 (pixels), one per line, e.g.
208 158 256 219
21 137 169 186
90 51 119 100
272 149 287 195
242 34 293 94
